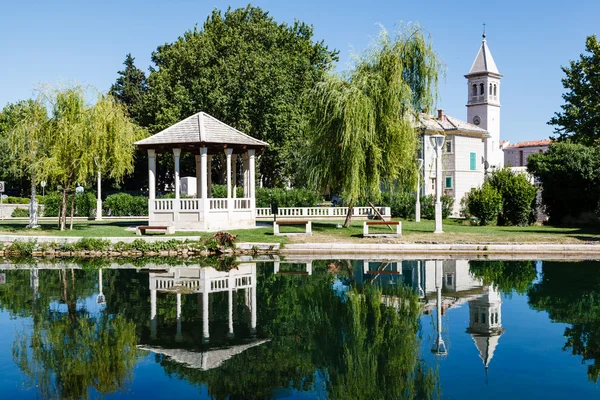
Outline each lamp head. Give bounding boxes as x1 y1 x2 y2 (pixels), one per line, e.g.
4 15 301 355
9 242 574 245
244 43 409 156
434 134 445 148
417 158 424 169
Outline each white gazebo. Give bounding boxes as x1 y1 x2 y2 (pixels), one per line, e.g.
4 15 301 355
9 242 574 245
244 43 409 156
135 112 268 232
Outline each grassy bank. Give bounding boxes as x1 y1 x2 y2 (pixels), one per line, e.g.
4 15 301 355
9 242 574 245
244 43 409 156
0 218 598 244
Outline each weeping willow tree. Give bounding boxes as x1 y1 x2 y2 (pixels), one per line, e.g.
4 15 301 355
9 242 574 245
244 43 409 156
6 100 51 228
306 24 442 226
38 86 146 230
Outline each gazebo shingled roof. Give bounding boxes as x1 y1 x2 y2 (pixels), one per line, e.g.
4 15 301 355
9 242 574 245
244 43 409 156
135 112 268 153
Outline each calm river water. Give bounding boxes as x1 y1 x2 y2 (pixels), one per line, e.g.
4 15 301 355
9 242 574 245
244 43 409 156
0 257 598 399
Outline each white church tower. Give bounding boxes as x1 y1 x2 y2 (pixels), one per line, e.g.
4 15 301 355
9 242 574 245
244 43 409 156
466 286 505 375
465 33 504 171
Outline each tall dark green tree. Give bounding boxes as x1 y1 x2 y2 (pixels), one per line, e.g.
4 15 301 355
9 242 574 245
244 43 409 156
118 5 338 187
548 35 600 145
109 54 149 126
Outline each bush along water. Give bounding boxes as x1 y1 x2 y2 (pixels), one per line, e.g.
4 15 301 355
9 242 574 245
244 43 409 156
0 231 264 258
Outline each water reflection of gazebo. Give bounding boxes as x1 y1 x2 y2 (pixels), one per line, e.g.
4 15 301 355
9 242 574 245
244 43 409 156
148 265 257 342
135 112 268 232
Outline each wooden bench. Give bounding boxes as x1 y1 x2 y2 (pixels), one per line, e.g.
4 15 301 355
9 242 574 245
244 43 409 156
136 225 175 235
273 220 312 236
363 221 401 237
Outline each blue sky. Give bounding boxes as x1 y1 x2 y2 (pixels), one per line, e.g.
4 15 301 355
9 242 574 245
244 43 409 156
1 0 598 144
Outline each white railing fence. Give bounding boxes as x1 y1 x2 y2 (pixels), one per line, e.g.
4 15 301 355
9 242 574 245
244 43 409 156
256 206 390 220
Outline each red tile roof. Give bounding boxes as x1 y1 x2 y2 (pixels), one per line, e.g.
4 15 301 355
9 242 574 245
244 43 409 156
505 139 551 149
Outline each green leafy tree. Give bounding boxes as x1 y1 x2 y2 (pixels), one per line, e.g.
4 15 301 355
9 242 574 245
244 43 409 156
527 142 600 223
548 35 600 145
306 25 441 226
37 86 145 230
123 5 338 188
487 168 537 226
0 101 42 194
6 99 51 228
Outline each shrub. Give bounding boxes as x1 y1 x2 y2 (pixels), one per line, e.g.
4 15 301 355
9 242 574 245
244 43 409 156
8 239 37 255
213 231 237 248
104 193 148 216
466 185 503 226
487 168 537 226
382 191 416 219
421 195 454 219
40 193 62 217
40 192 96 218
11 207 29 218
5 196 30 204
255 187 322 208
73 238 111 251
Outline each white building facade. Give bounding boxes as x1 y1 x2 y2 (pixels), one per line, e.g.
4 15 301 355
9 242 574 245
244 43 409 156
504 139 551 167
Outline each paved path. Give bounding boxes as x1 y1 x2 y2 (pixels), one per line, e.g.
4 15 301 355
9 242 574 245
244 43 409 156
280 242 600 256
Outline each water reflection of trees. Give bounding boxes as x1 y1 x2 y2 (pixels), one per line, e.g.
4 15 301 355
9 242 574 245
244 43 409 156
156 262 439 399
0 268 140 399
528 261 600 383
469 260 537 294
0 262 439 399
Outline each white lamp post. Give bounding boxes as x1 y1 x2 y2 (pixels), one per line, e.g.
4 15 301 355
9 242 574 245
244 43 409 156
96 268 106 306
430 134 445 234
431 259 447 356
415 158 423 222
94 157 102 220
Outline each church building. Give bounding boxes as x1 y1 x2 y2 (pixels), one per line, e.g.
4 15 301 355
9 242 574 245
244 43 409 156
419 34 504 216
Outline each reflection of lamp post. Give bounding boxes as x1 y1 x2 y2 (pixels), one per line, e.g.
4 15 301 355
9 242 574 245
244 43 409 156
415 158 423 222
94 157 102 221
96 269 106 305
431 260 447 356
430 135 445 234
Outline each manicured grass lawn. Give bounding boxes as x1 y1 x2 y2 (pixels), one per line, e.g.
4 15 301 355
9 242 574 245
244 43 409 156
0 218 598 244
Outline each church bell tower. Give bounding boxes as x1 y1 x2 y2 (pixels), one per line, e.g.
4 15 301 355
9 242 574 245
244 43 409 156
466 34 503 170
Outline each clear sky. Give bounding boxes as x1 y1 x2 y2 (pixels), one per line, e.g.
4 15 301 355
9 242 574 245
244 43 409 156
1 0 598 144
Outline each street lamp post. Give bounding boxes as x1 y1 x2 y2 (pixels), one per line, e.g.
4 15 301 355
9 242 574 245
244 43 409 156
415 158 423 222
431 259 447 356
94 157 102 221
430 135 445 234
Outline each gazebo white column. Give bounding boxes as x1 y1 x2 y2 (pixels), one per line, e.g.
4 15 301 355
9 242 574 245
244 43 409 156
173 148 181 200
232 155 238 199
176 293 182 342
248 149 256 209
225 148 233 199
195 154 202 198
148 149 156 201
228 275 234 338
242 153 250 198
202 287 210 343
150 288 157 340
207 156 212 198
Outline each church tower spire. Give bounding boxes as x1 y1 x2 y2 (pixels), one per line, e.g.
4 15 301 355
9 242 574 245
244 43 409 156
466 34 504 171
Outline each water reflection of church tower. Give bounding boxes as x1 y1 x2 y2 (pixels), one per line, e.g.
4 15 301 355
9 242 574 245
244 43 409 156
466 286 504 371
